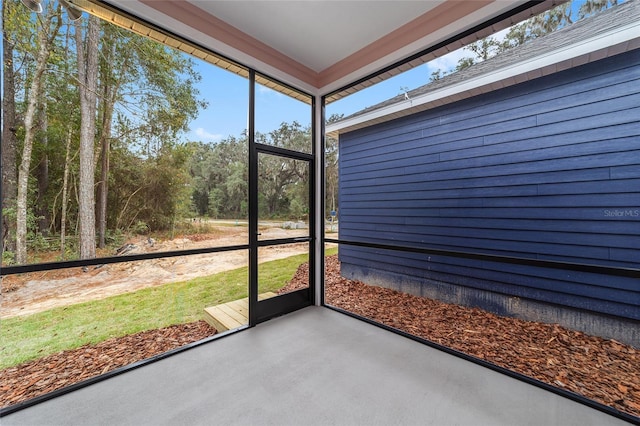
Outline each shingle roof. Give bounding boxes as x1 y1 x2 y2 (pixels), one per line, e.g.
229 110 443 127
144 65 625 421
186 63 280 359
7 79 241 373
329 0 640 134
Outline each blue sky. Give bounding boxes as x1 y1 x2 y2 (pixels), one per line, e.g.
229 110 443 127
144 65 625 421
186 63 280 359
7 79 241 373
187 61 314 143
186 62 249 143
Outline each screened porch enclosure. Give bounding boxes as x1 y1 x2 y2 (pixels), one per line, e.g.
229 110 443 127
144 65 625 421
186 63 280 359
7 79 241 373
2 0 639 424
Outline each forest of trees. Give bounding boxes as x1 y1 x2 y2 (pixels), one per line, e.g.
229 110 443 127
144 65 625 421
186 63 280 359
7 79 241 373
188 120 324 220
2 0 210 265
187 116 340 221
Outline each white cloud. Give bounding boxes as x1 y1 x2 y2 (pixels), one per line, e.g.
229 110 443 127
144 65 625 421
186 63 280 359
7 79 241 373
425 47 469 74
492 27 510 43
193 127 223 142
425 27 512 75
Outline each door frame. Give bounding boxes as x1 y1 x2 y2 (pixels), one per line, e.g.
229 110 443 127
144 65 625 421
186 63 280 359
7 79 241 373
248 70 316 326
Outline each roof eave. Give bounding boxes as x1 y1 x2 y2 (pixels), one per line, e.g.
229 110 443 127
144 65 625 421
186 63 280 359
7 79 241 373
326 20 640 139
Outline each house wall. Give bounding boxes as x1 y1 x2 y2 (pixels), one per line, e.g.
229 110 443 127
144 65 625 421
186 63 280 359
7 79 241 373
338 49 640 343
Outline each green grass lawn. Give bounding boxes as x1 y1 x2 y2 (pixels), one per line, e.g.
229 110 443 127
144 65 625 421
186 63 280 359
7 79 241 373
1 248 337 370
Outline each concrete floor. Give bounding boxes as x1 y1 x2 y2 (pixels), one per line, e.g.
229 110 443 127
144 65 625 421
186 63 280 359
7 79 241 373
3 306 629 426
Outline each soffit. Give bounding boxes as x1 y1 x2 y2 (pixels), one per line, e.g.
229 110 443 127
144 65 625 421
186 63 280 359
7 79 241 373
189 1 441 73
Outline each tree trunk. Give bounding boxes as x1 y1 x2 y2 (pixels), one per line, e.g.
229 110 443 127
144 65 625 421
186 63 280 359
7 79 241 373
2 1 18 256
76 16 99 260
36 101 50 236
97 135 110 248
96 79 116 249
96 34 128 248
60 127 72 259
15 10 60 264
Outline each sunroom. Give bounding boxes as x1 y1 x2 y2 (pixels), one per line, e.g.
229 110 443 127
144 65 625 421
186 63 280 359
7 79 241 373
1 0 638 424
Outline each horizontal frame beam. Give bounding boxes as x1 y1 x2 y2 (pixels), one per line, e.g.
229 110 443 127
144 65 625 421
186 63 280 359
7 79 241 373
1 244 249 276
325 238 640 278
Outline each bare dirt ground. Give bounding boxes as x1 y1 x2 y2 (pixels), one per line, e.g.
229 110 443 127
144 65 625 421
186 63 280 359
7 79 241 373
0 226 308 319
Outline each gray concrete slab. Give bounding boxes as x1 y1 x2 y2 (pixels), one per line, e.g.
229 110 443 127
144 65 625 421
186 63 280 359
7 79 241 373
3 306 629 426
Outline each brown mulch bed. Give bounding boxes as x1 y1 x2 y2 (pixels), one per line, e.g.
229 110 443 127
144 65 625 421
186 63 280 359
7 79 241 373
280 255 640 419
0 321 216 409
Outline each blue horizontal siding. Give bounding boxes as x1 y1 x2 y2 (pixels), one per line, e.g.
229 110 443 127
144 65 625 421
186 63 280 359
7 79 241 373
341 81 640 158
338 50 640 321
341 247 638 292
341 133 640 175
340 215 639 235
340 207 638 223
341 223 639 249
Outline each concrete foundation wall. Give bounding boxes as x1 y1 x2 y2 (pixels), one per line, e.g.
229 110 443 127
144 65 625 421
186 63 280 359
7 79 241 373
342 262 639 348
